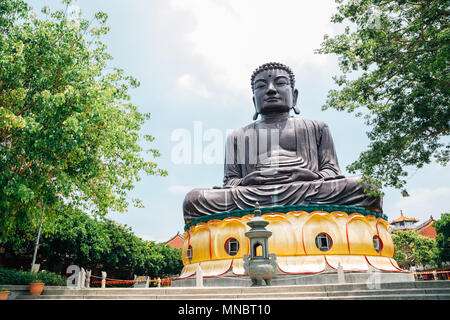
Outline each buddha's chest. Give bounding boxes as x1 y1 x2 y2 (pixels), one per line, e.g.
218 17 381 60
253 121 297 153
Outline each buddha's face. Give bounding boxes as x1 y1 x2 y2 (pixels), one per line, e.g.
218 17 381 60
252 68 298 117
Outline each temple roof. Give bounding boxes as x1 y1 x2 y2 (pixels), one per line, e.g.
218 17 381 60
415 216 437 239
390 210 419 224
165 232 184 249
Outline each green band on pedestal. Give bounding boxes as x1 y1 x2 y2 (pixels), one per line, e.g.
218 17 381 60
185 204 387 231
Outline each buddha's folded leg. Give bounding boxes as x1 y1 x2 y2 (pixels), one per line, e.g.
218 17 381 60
183 175 382 224
183 188 237 224
304 175 382 212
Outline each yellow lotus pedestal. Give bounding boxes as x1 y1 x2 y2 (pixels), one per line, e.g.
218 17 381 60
174 205 413 286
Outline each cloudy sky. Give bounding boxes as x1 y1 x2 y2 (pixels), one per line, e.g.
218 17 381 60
29 0 449 242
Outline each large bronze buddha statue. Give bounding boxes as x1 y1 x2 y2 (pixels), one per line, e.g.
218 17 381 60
183 62 381 224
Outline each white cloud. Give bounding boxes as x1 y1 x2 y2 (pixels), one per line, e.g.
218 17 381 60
168 0 338 99
176 73 214 98
140 234 172 243
387 187 450 223
168 185 194 195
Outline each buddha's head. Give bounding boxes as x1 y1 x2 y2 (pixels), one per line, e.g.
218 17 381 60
251 62 299 120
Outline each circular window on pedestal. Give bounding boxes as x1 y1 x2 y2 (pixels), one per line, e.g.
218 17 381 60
315 233 332 252
186 245 193 262
225 238 240 256
373 235 383 253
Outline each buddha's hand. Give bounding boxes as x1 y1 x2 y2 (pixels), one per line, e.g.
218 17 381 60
213 185 233 189
275 168 320 183
240 169 290 186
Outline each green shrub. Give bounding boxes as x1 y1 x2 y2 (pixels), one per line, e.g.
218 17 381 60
0 268 35 285
30 278 44 283
0 268 66 286
35 271 66 286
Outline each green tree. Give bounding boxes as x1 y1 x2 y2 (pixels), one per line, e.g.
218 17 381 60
38 208 111 271
154 243 183 277
392 229 438 270
1 208 183 278
100 220 164 277
0 0 166 241
317 0 449 195
433 213 450 266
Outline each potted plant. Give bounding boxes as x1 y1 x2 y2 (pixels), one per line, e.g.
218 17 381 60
29 280 45 296
0 288 9 300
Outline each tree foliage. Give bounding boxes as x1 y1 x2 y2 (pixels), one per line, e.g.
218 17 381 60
154 242 184 277
0 0 167 241
317 0 449 195
392 229 437 269
2 208 183 277
39 208 112 271
433 213 450 265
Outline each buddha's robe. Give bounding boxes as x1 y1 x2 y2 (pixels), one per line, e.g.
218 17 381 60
183 117 382 223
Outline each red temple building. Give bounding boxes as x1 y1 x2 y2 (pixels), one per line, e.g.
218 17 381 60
415 217 437 239
164 232 184 249
389 210 437 239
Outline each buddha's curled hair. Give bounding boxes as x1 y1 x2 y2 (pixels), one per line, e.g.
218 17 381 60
250 62 295 92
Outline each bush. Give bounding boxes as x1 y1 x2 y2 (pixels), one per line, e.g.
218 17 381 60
0 268 66 286
34 270 66 286
0 268 34 285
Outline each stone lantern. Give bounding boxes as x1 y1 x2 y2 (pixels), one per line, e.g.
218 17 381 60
243 202 277 286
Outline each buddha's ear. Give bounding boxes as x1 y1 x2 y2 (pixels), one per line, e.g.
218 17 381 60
292 89 300 115
292 88 299 107
252 96 259 120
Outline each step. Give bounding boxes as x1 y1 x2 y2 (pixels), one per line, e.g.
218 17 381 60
17 293 450 300
17 287 450 300
327 287 450 297
12 281 450 300
36 280 450 296
305 294 450 300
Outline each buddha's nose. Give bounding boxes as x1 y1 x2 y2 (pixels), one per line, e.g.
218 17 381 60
266 82 277 94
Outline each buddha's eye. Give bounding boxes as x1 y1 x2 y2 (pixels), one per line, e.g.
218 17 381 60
276 80 288 86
